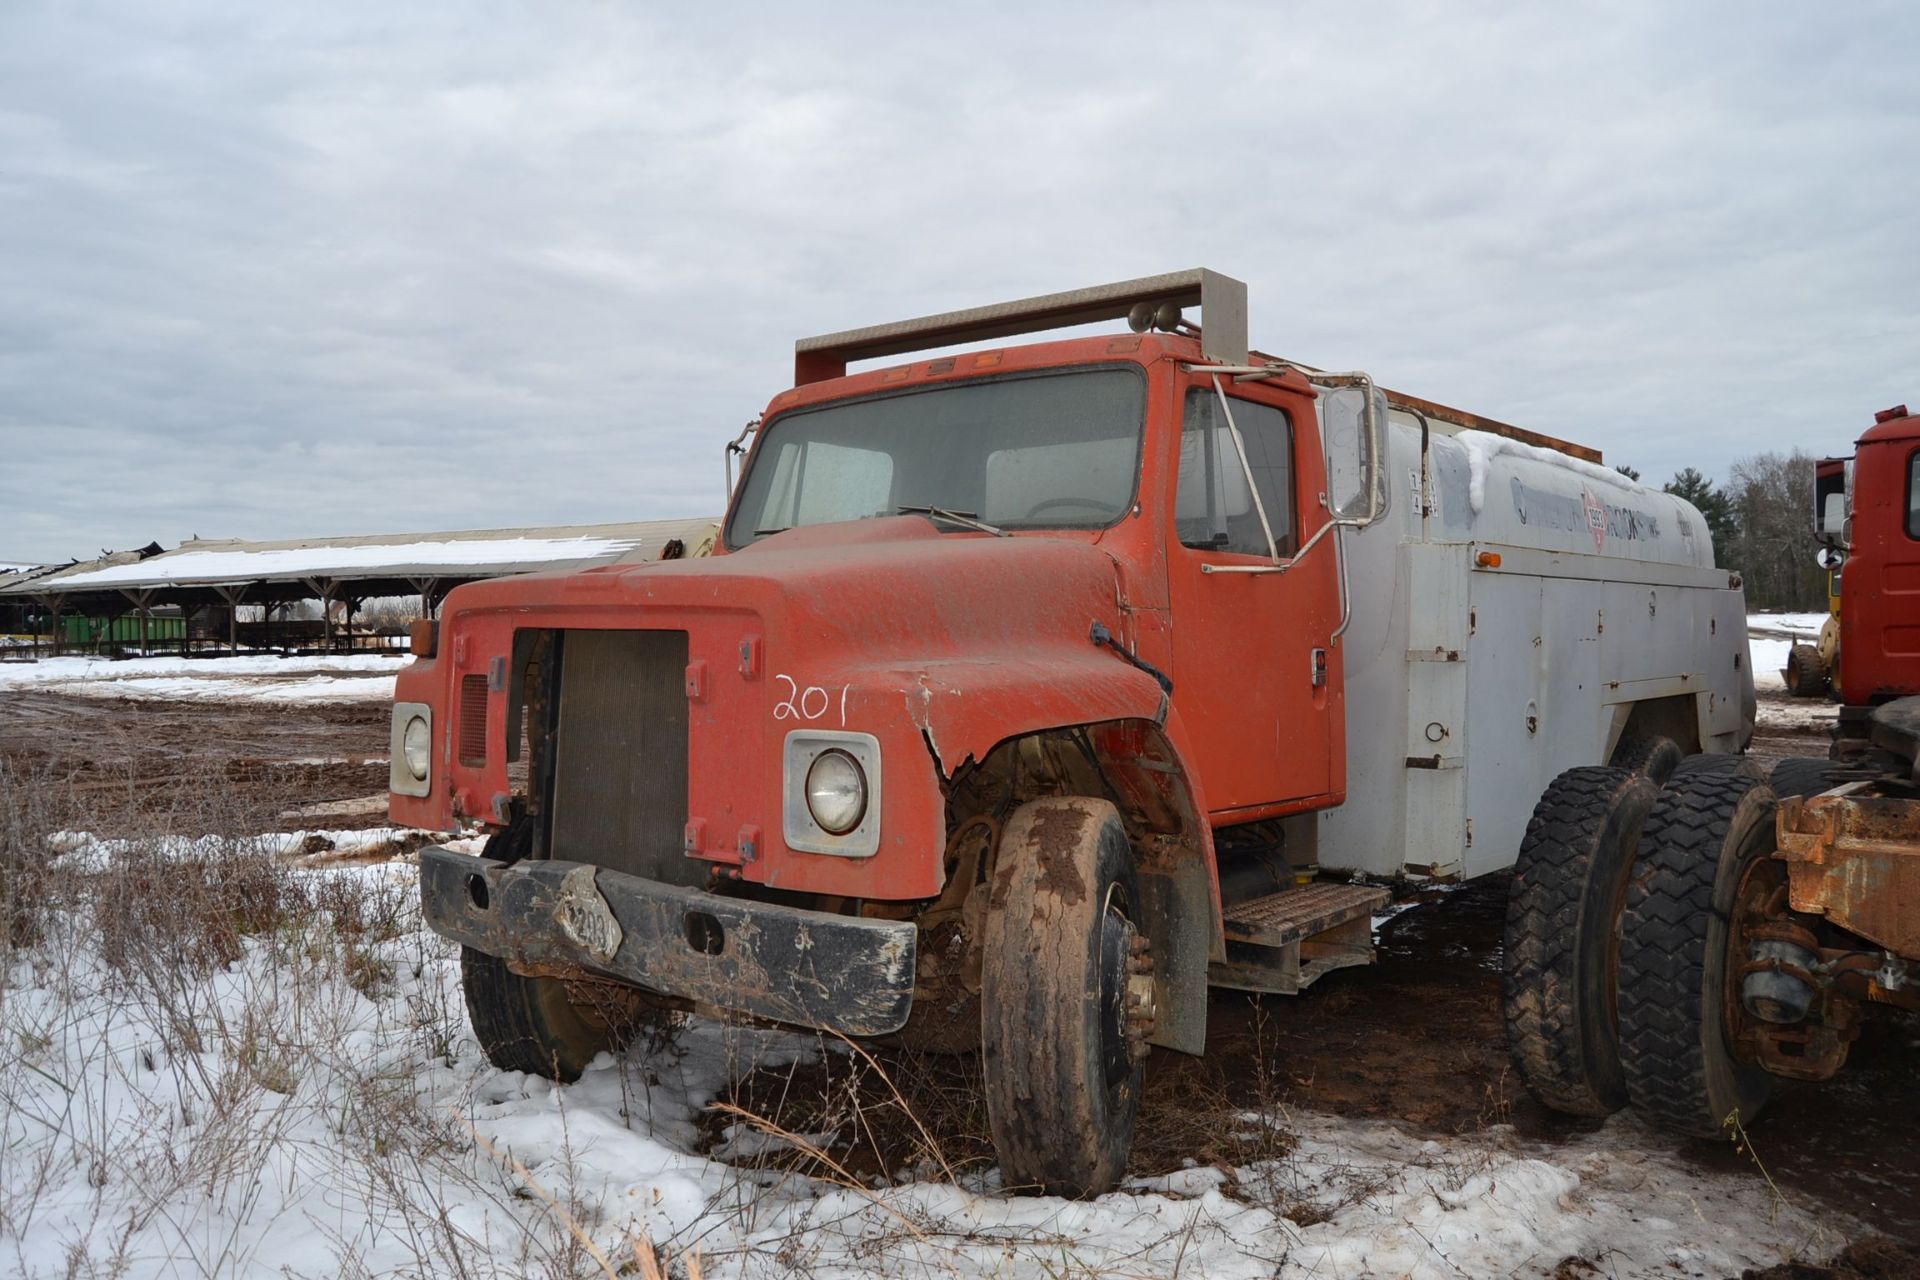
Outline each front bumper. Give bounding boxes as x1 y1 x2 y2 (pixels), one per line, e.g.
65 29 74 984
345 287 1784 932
420 846 918 1036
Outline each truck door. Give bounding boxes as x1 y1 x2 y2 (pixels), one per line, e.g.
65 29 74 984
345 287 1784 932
1164 378 1342 817
1847 436 1920 701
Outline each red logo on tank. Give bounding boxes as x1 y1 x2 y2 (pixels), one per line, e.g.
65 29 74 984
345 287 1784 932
1581 488 1608 553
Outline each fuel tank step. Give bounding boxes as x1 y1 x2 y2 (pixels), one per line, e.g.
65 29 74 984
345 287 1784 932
1221 882 1391 949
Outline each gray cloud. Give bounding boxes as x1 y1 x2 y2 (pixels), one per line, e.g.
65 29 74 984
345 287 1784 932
2 1 1916 563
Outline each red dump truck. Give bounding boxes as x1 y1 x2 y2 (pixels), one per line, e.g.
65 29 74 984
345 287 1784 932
390 271 1758 1194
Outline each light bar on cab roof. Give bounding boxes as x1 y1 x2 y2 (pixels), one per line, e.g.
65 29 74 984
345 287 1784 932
794 269 1248 384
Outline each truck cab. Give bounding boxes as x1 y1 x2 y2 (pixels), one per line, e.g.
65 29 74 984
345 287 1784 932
1837 405 1920 712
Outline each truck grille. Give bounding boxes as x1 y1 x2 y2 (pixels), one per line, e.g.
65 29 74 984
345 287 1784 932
547 630 700 887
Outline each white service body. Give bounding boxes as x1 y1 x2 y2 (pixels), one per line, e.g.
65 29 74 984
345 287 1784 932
1318 412 1754 880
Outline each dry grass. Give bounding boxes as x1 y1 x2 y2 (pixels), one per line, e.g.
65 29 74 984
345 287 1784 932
0 758 640 1279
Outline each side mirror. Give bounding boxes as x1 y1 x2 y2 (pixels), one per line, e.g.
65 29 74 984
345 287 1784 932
1320 384 1389 525
1816 545 1845 571
1818 492 1847 539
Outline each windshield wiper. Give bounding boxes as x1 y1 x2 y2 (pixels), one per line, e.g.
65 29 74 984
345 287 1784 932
896 505 1009 537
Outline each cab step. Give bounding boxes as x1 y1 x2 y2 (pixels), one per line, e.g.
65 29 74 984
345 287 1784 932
1222 882 1390 947
1208 881 1391 995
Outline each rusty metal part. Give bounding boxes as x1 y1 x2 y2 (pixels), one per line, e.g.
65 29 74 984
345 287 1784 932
421 846 917 1037
1124 932 1156 1063
918 814 998 932
1724 847 1879 1081
1776 787 1920 959
887 816 1002 1052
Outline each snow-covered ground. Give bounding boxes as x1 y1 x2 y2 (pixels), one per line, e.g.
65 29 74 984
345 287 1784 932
0 617 1867 1277
0 853 1852 1279
0 653 407 703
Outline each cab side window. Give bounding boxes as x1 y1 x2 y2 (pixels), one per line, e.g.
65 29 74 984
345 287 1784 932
1908 450 1920 539
1176 390 1296 556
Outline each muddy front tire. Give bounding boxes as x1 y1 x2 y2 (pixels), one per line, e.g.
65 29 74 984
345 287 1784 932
1617 769 1777 1137
1503 766 1660 1116
460 947 642 1081
982 796 1146 1198
460 819 644 1081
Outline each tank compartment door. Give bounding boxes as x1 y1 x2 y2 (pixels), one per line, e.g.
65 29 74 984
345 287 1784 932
1402 543 1469 877
1462 572 1550 880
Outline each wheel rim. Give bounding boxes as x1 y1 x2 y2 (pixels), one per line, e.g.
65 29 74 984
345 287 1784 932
1097 887 1137 1091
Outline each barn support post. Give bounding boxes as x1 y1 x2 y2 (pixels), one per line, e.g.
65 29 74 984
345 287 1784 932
407 576 441 626
120 589 149 656
36 593 61 657
213 583 246 655
304 577 337 654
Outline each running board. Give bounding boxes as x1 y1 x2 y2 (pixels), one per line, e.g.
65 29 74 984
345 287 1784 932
1208 882 1389 995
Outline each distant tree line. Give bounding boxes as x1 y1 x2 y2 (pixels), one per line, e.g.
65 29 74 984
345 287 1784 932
1624 451 1824 611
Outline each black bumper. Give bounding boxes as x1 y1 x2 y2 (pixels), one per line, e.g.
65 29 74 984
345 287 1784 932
419 846 917 1037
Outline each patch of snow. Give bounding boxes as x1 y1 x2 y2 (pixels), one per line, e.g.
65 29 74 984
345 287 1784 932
1750 635 1793 690
45 826 432 871
1456 429 1644 514
47 536 641 588
1749 612 1829 641
0 855 1854 1279
0 654 408 703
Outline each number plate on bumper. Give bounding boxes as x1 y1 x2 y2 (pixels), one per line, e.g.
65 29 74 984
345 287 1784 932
418 846 918 1036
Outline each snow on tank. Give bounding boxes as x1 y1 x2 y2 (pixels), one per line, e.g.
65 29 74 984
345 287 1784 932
1412 423 1716 569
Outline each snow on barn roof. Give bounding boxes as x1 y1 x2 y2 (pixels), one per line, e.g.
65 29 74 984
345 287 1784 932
3 519 720 597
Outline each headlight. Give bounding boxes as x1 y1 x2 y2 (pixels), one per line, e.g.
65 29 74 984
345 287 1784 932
805 749 867 835
783 730 880 856
403 715 431 781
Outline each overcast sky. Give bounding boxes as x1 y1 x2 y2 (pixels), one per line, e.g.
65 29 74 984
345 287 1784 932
2 2 1915 565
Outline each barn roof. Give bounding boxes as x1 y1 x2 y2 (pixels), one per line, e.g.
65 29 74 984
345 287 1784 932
0 519 720 604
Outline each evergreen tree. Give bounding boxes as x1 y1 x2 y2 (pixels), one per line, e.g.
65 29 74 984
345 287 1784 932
1663 467 1737 566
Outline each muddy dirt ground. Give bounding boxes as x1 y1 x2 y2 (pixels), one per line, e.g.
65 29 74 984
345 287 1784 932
0 689 393 834
6 685 1915 1257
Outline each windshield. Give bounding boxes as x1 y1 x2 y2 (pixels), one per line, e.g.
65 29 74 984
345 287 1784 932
726 366 1146 548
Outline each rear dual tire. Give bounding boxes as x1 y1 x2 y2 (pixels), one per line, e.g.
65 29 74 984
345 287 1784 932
1503 766 1659 1116
1616 769 1777 1136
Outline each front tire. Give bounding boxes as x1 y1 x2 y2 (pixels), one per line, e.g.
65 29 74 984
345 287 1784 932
461 947 642 1081
1617 769 1777 1136
982 796 1146 1197
1503 766 1659 1116
460 820 644 1081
